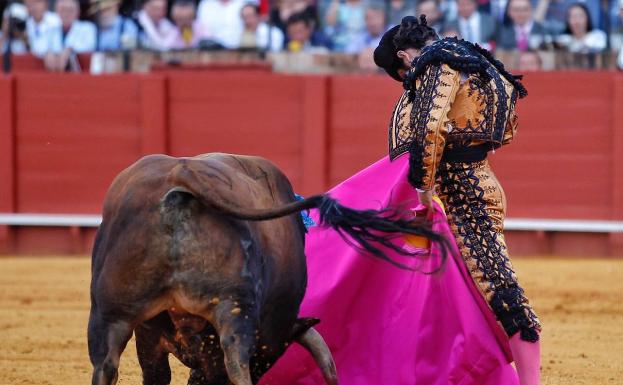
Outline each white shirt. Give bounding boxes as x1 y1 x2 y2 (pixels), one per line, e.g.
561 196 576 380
557 29 607 53
137 10 178 51
50 20 97 53
27 11 62 57
255 23 284 52
197 0 247 49
458 12 481 45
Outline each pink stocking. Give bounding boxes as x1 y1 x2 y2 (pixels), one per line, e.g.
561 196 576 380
509 333 541 385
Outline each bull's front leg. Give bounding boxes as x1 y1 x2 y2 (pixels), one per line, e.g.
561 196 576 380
207 299 258 385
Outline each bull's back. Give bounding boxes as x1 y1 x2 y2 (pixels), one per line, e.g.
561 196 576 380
92 153 306 311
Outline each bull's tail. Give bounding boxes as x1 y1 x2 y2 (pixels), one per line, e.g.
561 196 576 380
163 165 450 271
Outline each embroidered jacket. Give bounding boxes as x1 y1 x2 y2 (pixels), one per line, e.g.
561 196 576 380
388 38 526 190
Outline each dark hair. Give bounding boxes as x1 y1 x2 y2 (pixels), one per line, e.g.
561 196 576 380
172 0 195 8
393 15 439 51
241 2 259 15
563 2 593 35
286 11 312 28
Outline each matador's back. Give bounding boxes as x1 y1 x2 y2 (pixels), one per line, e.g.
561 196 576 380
388 37 528 190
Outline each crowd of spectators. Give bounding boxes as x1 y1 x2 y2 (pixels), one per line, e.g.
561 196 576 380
1 0 622 71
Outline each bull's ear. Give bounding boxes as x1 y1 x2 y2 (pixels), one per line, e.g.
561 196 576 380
290 317 321 340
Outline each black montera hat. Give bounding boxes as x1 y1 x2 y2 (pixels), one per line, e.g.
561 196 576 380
373 25 403 82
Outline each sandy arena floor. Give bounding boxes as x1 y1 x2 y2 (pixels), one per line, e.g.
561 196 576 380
0 257 621 385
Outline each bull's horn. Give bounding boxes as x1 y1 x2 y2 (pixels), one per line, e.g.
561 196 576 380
295 327 339 385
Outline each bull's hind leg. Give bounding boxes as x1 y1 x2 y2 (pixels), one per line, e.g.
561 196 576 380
88 311 134 385
135 314 172 385
206 300 257 385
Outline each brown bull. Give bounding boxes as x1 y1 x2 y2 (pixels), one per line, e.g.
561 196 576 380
88 153 448 385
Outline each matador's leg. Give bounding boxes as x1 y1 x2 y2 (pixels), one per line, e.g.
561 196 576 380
436 159 541 342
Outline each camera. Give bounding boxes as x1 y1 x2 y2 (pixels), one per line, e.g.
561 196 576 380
4 3 28 33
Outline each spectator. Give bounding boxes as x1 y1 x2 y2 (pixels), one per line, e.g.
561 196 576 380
197 0 247 49
611 1 623 54
45 0 96 71
269 0 317 39
324 0 365 52
446 0 496 48
168 0 210 49
138 0 177 50
517 49 542 70
24 0 61 57
487 0 509 23
357 46 379 72
534 0 601 34
52 0 96 53
387 0 414 26
609 0 622 34
91 0 139 51
343 3 386 53
496 0 548 51
286 11 329 53
239 3 284 51
0 3 29 54
417 0 446 34
441 26 460 38
555 3 606 54
439 0 458 23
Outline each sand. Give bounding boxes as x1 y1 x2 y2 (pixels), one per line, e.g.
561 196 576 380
0 257 621 385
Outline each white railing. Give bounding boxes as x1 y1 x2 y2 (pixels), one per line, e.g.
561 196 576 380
1 213 623 233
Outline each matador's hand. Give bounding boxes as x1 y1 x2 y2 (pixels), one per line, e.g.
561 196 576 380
416 189 435 221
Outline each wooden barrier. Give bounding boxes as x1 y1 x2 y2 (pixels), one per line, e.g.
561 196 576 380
0 71 622 256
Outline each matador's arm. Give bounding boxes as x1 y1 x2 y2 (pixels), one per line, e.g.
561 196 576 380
407 63 461 191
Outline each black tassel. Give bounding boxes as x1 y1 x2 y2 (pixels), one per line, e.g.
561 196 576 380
315 195 450 271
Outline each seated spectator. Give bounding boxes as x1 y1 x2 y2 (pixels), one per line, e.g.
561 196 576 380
91 0 139 51
344 3 386 53
555 3 606 54
496 0 548 51
486 0 510 24
441 26 460 38
517 49 542 70
52 0 96 53
24 0 61 57
239 3 284 52
0 3 30 55
611 1 623 54
387 0 413 26
168 0 210 49
324 0 365 52
445 0 496 49
286 11 330 53
138 0 177 51
616 1 623 70
269 0 317 39
534 0 601 35
439 0 458 23
417 0 445 34
45 0 96 71
197 0 247 49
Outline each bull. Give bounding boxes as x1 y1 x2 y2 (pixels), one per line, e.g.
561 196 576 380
88 153 447 385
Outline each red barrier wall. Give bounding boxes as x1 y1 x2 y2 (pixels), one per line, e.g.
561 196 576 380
1 71 622 256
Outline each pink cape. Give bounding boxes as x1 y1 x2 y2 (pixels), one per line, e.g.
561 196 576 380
260 156 519 385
